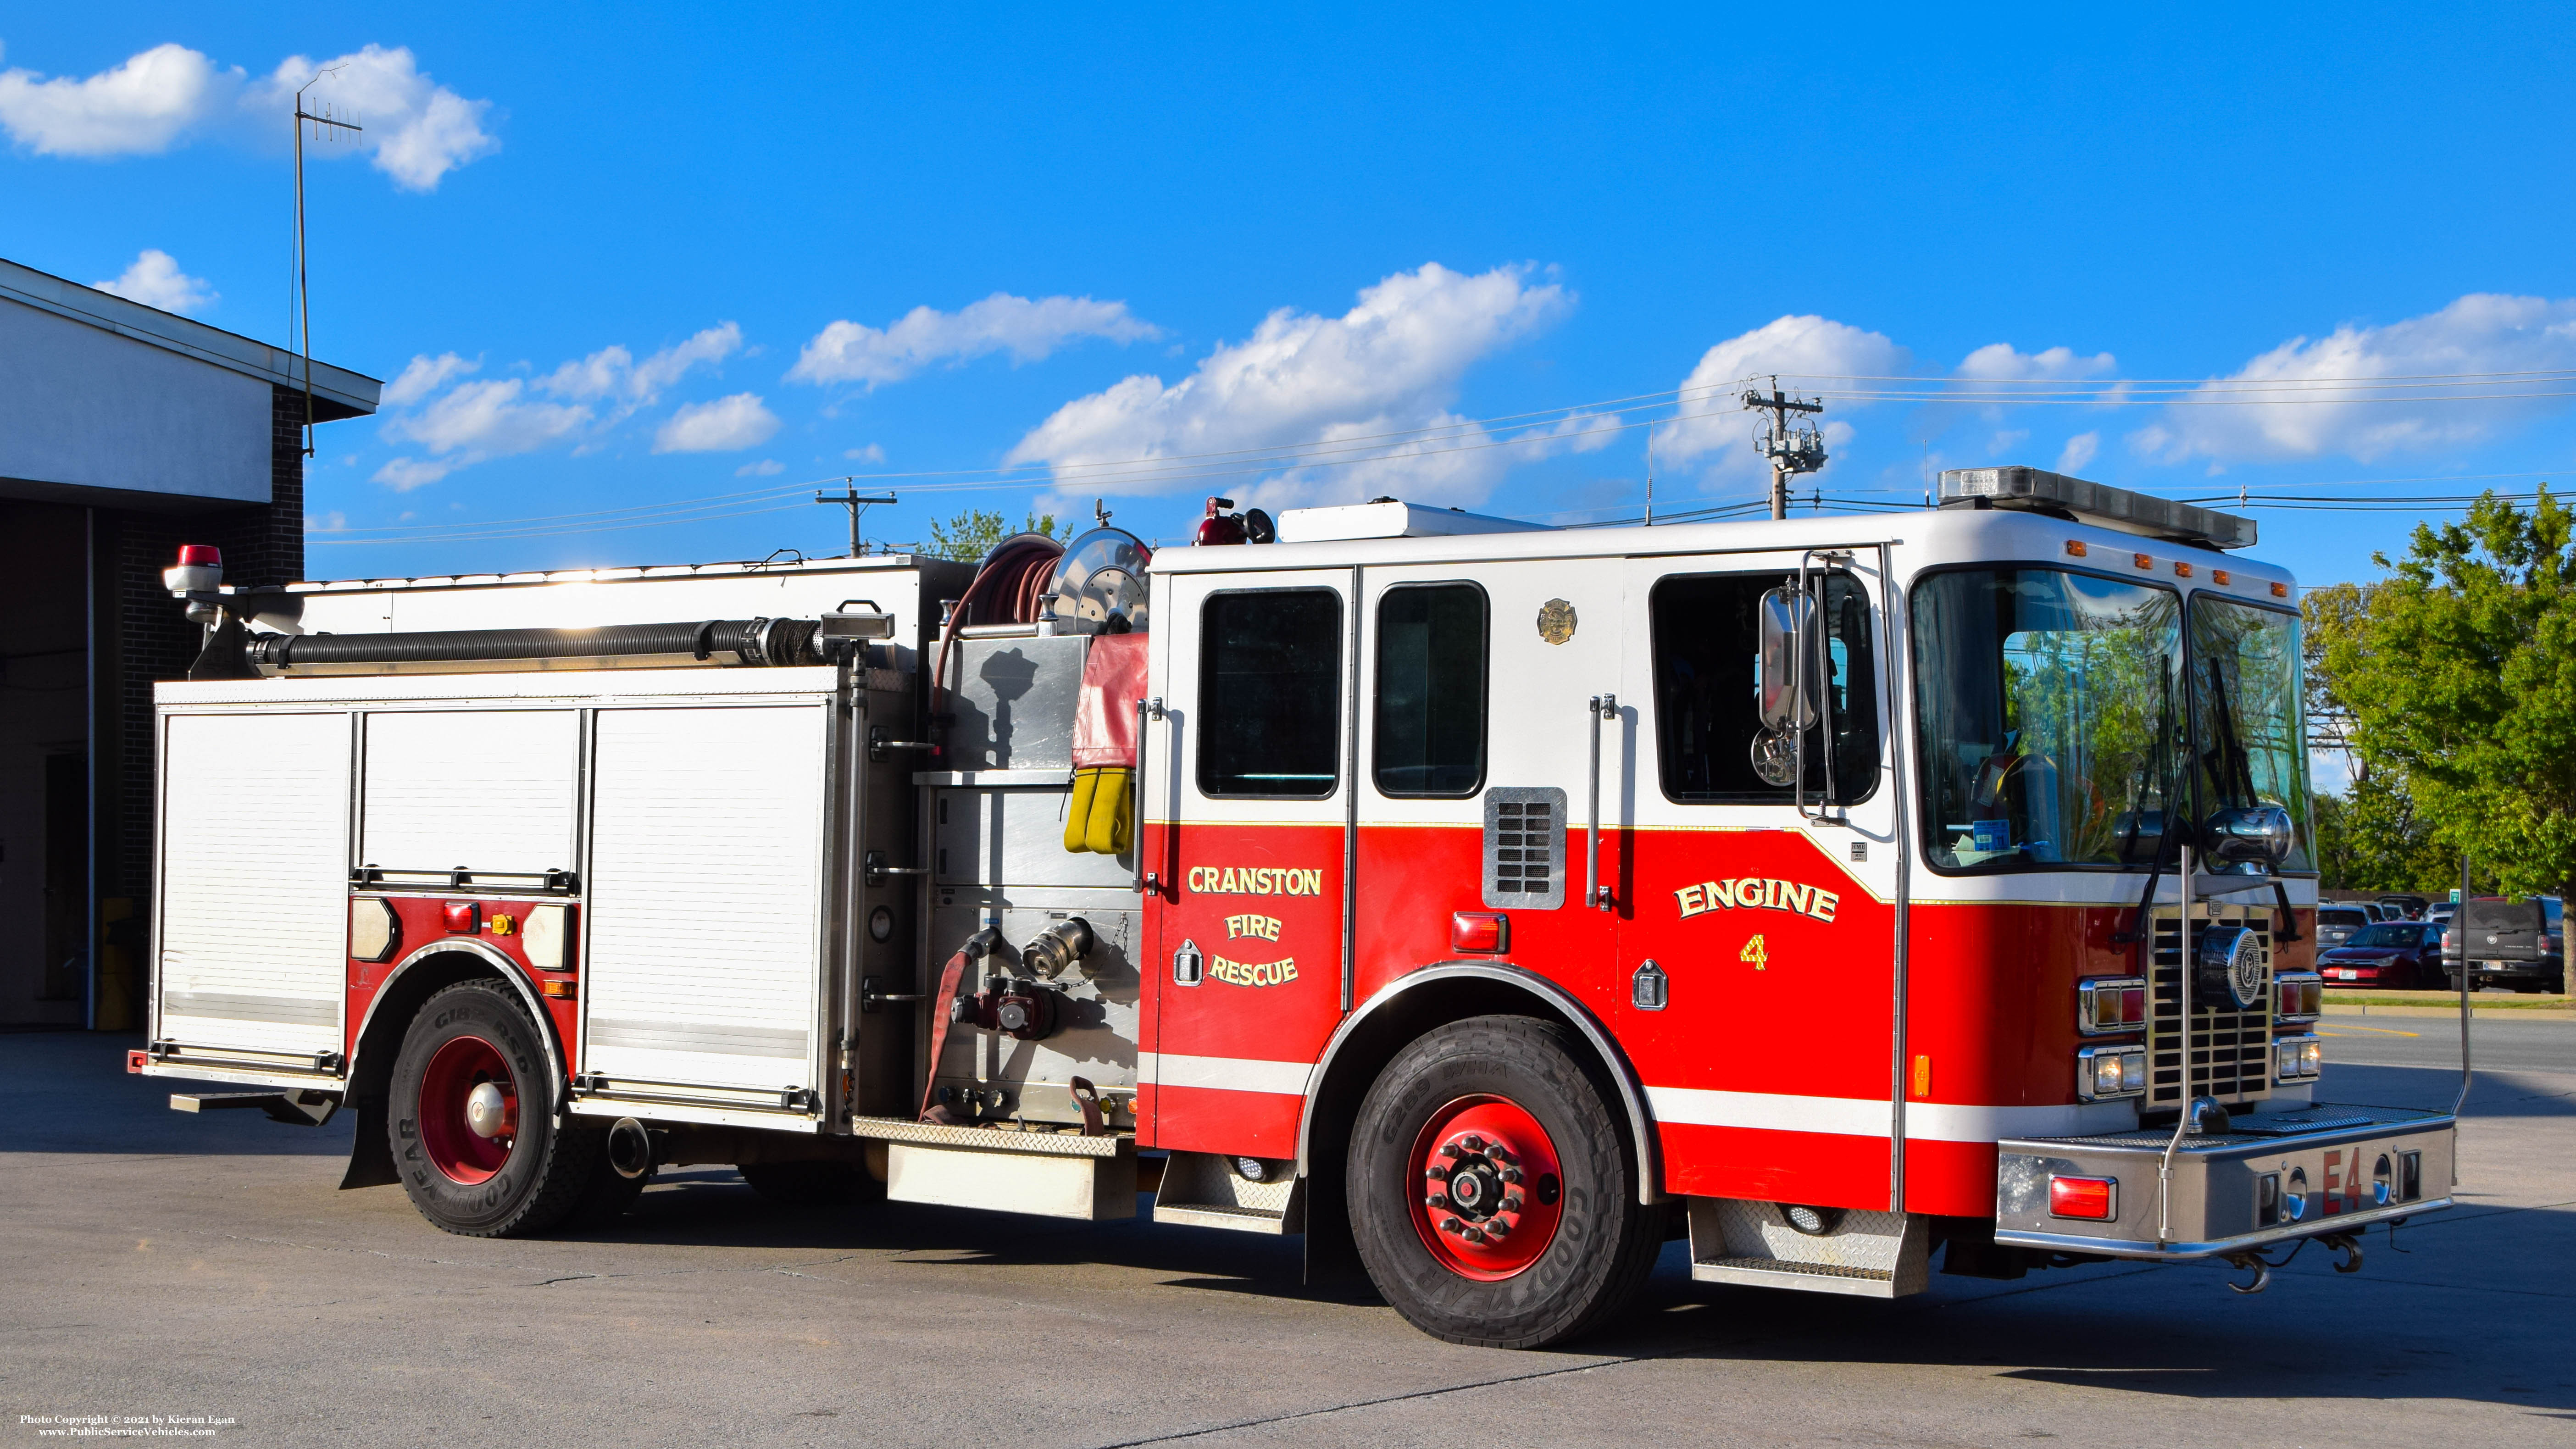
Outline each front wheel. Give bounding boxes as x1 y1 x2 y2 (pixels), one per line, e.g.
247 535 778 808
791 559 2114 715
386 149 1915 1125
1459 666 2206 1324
1347 1015 1663 1348
390 980 604 1237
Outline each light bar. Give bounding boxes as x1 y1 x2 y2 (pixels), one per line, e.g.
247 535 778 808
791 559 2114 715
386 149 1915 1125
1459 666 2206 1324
1939 466 2259 551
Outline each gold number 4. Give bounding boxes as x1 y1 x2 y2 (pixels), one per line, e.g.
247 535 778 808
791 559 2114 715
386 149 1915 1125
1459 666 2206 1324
1740 935 1768 971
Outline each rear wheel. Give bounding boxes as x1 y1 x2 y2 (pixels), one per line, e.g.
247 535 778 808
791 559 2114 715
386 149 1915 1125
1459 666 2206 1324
390 980 603 1237
1347 1015 1662 1348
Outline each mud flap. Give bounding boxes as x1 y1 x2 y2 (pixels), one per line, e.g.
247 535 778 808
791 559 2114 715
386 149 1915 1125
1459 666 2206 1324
338 1095 399 1189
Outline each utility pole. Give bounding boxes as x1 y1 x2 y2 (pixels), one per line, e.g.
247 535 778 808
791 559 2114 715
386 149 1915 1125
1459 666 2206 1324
292 69 361 459
815 483 897 557
1742 377 1827 521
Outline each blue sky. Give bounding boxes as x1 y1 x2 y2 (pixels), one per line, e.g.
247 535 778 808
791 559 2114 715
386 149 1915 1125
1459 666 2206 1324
5 5 2574 587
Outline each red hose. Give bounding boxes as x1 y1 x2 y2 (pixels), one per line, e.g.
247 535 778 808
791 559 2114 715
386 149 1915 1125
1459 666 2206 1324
929 533 1066 749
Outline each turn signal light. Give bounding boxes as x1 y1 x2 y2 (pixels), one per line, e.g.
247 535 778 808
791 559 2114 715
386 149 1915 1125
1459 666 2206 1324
2076 975 2149 1034
441 901 479 934
540 979 578 1000
2048 1174 2118 1221
1451 911 1509 953
2274 971 2323 1023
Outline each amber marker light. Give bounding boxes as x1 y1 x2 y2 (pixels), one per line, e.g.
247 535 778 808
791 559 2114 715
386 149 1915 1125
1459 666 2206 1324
2271 581 2291 597
2173 561 2193 577
2064 539 2087 558
2133 552 2154 570
2212 570 2232 585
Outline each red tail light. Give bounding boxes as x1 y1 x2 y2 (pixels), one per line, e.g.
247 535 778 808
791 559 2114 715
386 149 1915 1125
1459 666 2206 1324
176 544 221 567
442 901 480 934
127 1049 148 1074
2047 1175 2118 1221
1450 911 1508 953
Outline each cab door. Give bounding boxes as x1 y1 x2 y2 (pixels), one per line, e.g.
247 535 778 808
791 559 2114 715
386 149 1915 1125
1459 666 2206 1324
1349 558 1627 1009
1615 552 1903 1209
1143 567 1355 1160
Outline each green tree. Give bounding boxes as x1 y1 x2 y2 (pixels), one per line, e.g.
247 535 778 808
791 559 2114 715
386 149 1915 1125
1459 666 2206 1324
2316 488 2576 898
2311 767 2456 893
924 508 1057 562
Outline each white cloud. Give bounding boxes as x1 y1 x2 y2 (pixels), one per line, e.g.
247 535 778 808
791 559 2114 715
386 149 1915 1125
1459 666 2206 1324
382 351 480 407
790 292 1160 388
1954 342 2117 382
844 443 886 463
374 378 591 489
544 323 742 411
2129 294 2576 464
655 393 780 453
1006 263 1571 509
250 45 495 190
0 43 232 156
2056 431 2101 472
372 323 748 487
0 40 495 190
91 248 216 313
1654 315 1909 482
735 458 785 477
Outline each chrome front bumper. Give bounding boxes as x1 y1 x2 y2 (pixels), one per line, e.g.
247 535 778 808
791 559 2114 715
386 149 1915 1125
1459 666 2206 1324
1993 1104 2454 1260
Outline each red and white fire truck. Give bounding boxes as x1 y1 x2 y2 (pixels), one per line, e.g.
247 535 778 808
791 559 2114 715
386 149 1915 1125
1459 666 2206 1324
136 466 2454 1348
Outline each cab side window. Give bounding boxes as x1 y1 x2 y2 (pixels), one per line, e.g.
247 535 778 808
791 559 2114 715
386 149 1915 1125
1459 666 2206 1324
1651 572 1879 805
1374 583 1488 797
1199 588 1343 798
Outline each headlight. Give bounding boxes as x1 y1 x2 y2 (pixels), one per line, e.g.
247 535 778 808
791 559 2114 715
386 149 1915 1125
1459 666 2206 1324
2076 1044 2147 1100
2274 1033 2322 1083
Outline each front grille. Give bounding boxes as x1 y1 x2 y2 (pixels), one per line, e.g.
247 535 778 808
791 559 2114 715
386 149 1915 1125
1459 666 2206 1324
2146 910 2276 1109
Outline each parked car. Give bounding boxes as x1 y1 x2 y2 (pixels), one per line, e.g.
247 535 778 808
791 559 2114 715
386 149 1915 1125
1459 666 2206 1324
2315 904 2373 952
2377 894 2431 920
2439 896 2566 993
2319 921 2444 989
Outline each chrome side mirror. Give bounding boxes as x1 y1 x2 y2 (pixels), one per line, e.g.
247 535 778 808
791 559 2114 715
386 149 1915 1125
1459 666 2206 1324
1756 586 1819 734
2204 805 2293 872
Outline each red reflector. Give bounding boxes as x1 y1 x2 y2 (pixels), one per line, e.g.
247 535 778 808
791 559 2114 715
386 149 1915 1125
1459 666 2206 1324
176 544 221 567
1450 911 1508 953
2119 986 2146 1025
2048 1175 2117 1220
127 1049 148 1074
442 901 479 934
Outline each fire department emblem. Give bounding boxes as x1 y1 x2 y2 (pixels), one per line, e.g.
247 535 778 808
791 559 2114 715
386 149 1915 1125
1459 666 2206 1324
1536 598 1577 645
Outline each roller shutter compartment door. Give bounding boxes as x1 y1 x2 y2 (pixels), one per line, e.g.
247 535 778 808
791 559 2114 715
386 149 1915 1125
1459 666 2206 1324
581 704 830 1094
156 711 353 1057
361 709 579 876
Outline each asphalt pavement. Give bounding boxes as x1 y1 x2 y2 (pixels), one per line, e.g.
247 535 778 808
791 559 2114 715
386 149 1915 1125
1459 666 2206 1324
3 1029 2570 1448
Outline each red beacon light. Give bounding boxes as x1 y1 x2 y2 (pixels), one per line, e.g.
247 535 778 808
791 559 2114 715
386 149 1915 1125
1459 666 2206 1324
1450 911 1509 954
162 544 223 596
1193 497 1275 546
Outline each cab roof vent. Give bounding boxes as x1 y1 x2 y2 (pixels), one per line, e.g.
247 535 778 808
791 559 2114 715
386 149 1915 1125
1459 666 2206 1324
1938 466 2257 551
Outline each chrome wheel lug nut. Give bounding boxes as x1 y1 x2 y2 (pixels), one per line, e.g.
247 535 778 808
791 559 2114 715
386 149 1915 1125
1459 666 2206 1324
1463 1227 1488 1244
1439 1144 1465 1160
1461 1135 1485 1152
1503 1194 1524 1213
1501 1167 1523 1184
1487 1220 1510 1238
1426 1194 1449 1209
1439 1216 1464 1234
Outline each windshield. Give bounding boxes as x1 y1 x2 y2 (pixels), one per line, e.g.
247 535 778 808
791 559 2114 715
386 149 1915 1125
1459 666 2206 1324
2349 923 2425 948
2319 907 2368 926
2188 595 2314 871
1912 568 2183 871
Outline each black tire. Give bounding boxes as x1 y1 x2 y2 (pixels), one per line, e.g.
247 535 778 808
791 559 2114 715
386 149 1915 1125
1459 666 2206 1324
389 980 603 1238
1346 1015 1663 1349
738 1158 881 1207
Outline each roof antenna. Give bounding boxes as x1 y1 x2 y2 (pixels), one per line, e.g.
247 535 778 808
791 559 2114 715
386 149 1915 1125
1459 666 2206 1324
1643 428 1655 527
1095 497 1113 528
292 67 363 460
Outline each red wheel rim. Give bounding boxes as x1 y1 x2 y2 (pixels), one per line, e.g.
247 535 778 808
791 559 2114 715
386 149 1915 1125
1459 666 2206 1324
418 1034 517 1185
1408 1094 1565 1281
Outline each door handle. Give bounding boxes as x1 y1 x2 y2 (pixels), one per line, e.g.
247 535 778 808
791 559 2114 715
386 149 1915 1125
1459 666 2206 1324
1587 693 1616 910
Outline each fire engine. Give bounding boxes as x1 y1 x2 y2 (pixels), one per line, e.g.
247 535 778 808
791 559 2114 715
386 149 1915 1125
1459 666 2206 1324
135 466 2455 1348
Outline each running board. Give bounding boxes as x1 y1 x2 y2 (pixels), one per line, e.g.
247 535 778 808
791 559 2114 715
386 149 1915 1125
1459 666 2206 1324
880 1124 1137 1221
170 1089 340 1127
1150 1151 1304 1234
1686 1197 1930 1299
